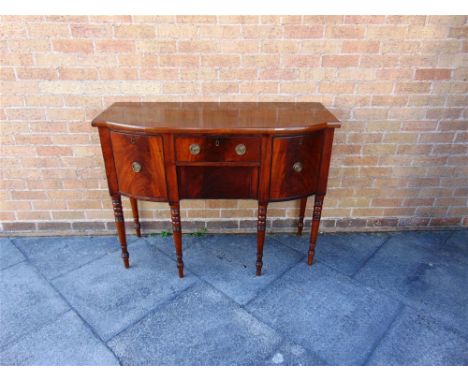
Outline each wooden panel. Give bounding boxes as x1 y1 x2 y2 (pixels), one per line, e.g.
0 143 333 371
110 132 167 200
175 135 261 163
177 166 258 199
269 132 323 200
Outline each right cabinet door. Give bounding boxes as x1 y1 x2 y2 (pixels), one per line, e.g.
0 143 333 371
269 131 323 200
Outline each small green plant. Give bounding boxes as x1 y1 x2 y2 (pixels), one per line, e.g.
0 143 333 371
189 227 208 237
160 230 172 238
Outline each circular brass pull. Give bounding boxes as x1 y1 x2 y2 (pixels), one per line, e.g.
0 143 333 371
189 143 201 155
131 161 142 173
293 162 303 173
235 144 246 156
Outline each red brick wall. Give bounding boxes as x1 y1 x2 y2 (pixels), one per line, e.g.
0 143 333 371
1 15 467 235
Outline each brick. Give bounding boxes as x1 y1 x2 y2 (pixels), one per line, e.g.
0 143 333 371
95 40 135 53
386 16 427 25
395 82 432 94
376 69 412 80
202 55 240 67
8 39 50 52
135 40 176 53
224 40 260 54
280 82 315 93
0 68 15 81
368 26 407 39
16 68 58 80
240 82 278 93
381 41 421 54
262 40 300 53
71 24 111 38
206 220 239 230
342 40 380 53
59 68 98 80
243 55 279 67
319 82 354 94
160 55 200 67
438 121 467 131
283 55 320 68
114 25 156 38
53 40 94 53
283 25 323 38
159 24 198 38
407 26 447 39
5 108 45 121
37 222 72 231
448 26 468 39
199 25 241 39
27 23 70 38
36 146 73 156
202 82 239 94
414 69 452 80
45 16 88 23
258 69 297 81
344 16 386 24
302 40 340 54
360 55 399 68
11 191 47 200
99 68 138 80
326 25 365 39
2 222 36 232
178 40 220 53
322 55 359 67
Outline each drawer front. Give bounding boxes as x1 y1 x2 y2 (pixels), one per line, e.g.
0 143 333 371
178 166 258 199
110 132 167 200
270 132 323 200
175 136 261 163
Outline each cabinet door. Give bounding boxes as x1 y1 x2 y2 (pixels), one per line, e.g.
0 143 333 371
110 132 167 200
269 132 323 200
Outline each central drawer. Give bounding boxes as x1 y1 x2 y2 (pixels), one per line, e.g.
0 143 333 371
175 135 261 163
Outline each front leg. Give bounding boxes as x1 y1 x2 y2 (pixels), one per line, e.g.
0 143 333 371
256 202 268 276
307 194 324 265
297 197 307 236
129 197 141 237
169 202 184 278
111 195 130 268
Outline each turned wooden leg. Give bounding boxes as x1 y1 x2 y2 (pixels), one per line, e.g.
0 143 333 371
307 194 324 266
170 202 184 278
111 195 129 268
297 197 307 236
129 197 141 237
256 202 268 276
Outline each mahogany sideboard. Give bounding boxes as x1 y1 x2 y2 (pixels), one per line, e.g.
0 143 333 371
92 102 340 278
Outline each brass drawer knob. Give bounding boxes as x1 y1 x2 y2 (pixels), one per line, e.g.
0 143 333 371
293 162 303 173
131 161 142 173
189 143 201 155
235 144 246 156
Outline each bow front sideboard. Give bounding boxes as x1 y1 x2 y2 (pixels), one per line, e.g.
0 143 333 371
92 102 340 278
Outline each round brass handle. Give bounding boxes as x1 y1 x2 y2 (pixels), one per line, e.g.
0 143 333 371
235 144 246 156
131 161 142 173
293 162 303 173
189 143 201 155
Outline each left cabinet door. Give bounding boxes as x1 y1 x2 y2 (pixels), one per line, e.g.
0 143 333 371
110 132 167 200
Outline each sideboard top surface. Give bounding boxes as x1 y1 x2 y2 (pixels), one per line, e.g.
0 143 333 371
92 102 340 134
